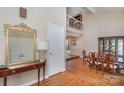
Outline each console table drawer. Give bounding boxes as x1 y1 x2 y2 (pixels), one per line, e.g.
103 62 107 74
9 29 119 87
0 70 9 77
9 65 39 75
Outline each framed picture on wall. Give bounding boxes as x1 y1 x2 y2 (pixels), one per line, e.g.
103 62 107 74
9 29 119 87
19 7 27 18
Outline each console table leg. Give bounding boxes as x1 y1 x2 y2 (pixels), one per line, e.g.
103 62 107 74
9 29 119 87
4 77 7 86
38 68 40 86
43 65 45 81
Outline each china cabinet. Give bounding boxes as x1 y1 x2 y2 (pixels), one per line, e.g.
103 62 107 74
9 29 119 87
98 36 124 63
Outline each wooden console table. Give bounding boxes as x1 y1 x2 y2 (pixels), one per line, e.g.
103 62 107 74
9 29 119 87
0 60 46 86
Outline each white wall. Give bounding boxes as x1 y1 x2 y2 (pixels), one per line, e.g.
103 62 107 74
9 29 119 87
70 36 84 56
70 11 124 56
0 7 66 86
83 11 124 54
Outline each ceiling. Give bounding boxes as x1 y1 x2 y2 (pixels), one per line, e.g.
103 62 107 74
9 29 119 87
67 7 95 16
67 7 124 16
95 7 124 12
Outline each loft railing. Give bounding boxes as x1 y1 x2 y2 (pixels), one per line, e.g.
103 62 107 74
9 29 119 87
66 15 83 31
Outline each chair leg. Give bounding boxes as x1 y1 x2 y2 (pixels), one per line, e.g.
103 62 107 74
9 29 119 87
83 60 88 66
102 67 105 75
115 68 119 75
96 65 98 73
85 61 88 66
84 61 86 66
89 64 91 71
83 60 84 66
116 68 120 75
113 69 116 75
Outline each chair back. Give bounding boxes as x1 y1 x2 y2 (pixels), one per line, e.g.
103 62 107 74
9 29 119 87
92 53 96 63
111 53 116 65
106 54 110 68
94 52 98 60
99 51 104 62
82 50 86 58
89 52 97 64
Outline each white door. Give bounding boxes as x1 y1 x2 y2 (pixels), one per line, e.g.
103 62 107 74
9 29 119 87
48 23 65 76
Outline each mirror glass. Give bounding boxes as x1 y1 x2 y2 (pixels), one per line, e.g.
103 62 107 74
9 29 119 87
8 30 35 64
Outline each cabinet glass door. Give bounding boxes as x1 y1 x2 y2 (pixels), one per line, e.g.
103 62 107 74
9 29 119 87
98 36 124 63
110 39 115 54
99 39 103 52
104 39 109 54
117 39 123 62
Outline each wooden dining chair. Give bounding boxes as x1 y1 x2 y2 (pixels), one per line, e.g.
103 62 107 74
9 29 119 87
111 52 124 75
82 50 89 66
102 52 118 74
117 63 124 75
95 52 104 72
88 52 97 71
111 54 118 74
88 52 103 72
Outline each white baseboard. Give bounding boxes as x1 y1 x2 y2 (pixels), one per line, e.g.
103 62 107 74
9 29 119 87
20 75 49 86
20 68 66 86
62 68 66 72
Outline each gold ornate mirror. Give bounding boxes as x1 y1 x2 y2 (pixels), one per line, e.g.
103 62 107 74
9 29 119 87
4 23 37 65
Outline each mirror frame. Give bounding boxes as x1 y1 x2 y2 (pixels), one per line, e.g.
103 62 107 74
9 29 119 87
4 23 37 65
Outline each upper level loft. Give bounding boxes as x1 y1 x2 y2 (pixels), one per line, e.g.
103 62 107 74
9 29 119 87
67 13 83 31
66 12 83 36
66 7 95 37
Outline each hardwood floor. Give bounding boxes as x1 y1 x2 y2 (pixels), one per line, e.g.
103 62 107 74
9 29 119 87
33 58 124 86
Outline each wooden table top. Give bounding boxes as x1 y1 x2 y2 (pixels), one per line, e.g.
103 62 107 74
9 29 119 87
0 60 46 72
